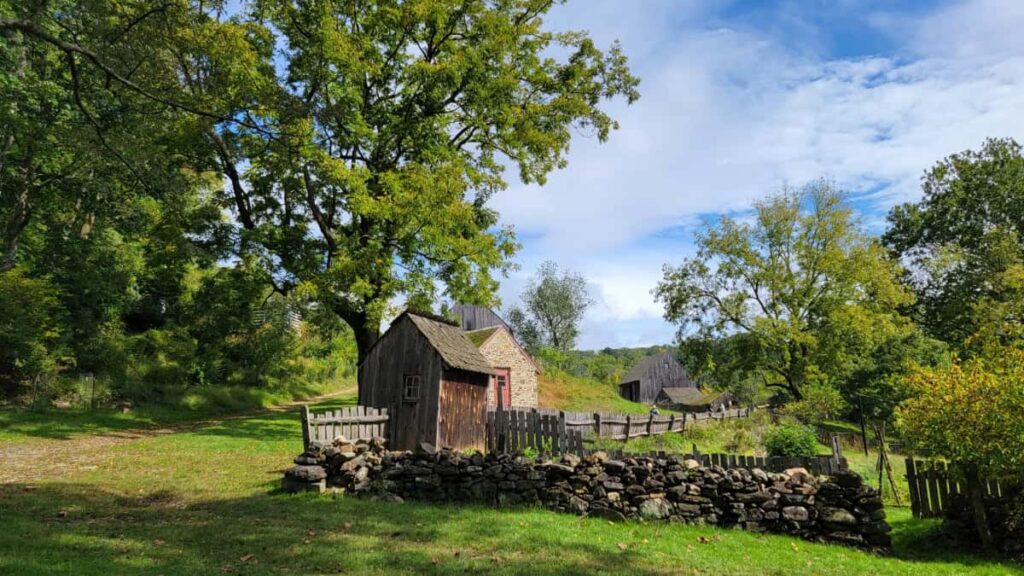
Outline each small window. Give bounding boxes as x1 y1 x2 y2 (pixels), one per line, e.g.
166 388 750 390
403 374 420 403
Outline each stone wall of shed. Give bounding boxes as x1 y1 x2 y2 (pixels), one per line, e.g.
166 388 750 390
479 329 538 408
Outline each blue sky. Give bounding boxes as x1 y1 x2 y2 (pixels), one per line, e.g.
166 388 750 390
486 0 1024 350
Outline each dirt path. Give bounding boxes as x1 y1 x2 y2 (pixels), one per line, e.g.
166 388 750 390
0 388 353 485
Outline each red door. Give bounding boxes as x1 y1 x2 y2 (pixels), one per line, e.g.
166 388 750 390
492 368 512 408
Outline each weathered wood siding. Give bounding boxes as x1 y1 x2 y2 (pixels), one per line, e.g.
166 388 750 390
438 368 488 451
622 352 694 404
452 304 508 332
358 315 442 451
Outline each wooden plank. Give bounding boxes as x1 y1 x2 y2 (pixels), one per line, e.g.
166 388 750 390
936 461 950 515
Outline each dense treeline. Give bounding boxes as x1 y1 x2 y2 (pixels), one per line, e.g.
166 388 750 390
0 0 637 407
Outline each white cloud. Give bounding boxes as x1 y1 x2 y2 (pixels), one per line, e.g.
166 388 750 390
489 0 1024 349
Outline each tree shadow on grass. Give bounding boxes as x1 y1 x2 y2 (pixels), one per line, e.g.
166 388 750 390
0 483 686 576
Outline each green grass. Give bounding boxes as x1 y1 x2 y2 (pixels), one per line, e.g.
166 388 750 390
1 396 1021 574
0 378 355 441
538 370 668 414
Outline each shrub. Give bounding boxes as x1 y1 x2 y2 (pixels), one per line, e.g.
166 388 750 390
0 270 67 399
763 424 819 457
785 382 846 424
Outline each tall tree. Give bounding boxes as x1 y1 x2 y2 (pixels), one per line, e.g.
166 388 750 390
182 0 639 362
506 260 593 351
884 138 1024 355
655 182 913 400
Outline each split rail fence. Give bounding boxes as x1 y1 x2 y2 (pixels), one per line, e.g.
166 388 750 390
300 405 389 448
905 458 1017 518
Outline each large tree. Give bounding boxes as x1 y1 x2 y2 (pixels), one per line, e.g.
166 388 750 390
655 182 914 400
188 0 638 362
884 138 1024 355
506 260 593 351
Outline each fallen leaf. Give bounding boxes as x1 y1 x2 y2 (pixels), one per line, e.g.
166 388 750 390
57 510 67 518
342 522 352 531
153 539 165 546
431 558 439 565
491 556 502 564
790 543 799 553
307 529 317 537
617 542 628 551
240 554 254 563
697 536 711 544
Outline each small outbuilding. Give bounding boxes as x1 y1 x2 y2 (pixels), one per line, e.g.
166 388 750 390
358 310 494 451
618 350 695 404
657 387 738 413
466 325 540 408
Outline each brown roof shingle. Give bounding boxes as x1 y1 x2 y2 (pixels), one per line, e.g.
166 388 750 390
408 312 495 375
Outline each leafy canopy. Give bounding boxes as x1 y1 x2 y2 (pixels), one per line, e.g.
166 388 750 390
884 138 1024 356
506 260 593 352
655 181 914 400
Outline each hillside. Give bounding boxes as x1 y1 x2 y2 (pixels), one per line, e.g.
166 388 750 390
538 370 657 414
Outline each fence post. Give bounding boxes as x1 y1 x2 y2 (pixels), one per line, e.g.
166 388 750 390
594 412 601 436
300 405 311 449
624 415 631 443
668 414 675 433
646 413 654 437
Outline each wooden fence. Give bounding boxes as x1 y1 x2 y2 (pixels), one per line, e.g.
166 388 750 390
507 406 753 442
300 405 389 448
595 444 846 476
905 459 1017 518
486 408 585 455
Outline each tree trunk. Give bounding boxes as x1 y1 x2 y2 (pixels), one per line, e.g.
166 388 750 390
964 463 994 552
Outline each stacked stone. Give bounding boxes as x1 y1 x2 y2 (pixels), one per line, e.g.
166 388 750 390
282 441 891 553
282 441 329 492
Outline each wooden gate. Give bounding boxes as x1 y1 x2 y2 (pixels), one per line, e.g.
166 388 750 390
905 458 1016 518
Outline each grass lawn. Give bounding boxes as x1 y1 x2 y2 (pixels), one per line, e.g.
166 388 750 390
1 396 1020 574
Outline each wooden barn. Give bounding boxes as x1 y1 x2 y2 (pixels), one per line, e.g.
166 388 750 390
450 303 511 332
618 350 695 404
358 310 494 451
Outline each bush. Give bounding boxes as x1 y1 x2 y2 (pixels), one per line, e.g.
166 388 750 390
763 424 819 457
0 270 67 399
785 382 847 424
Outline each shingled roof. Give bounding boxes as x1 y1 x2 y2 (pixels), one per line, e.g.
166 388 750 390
406 312 495 375
659 387 714 406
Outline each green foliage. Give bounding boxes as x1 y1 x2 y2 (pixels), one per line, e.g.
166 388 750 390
656 181 917 402
763 424 819 457
885 138 1024 356
784 382 847 425
506 261 594 352
897 353 1024 479
0 270 66 396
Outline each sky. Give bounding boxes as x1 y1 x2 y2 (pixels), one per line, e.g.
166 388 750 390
485 0 1024 350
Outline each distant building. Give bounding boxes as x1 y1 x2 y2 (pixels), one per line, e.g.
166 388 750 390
450 303 510 332
618 350 695 404
466 325 539 408
657 387 737 413
358 310 494 451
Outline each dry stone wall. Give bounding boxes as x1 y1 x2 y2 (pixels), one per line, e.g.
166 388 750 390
284 438 892 552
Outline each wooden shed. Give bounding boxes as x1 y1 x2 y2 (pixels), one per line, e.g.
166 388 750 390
358 310 494 451
657 387 737 413
618 350 695 404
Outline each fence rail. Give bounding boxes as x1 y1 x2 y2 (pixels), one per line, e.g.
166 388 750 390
300 405 389 448
499 406 752 442
905 459 1016 518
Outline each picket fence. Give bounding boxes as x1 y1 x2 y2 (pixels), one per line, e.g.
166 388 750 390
485 409 585 455
905 459 1018 518
300 405 389 448
517 406 752 441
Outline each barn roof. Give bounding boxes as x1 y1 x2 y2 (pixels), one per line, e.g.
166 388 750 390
659 387 732 407
620 350 677 384
406 312 495 375
451 303 510 332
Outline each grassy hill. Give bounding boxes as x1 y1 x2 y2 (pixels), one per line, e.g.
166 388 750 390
538 369 656 414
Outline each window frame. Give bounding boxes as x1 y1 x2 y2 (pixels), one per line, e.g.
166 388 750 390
402 374 420 403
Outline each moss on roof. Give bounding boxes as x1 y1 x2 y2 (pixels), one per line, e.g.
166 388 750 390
407 312 494 375
465 326 499 348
